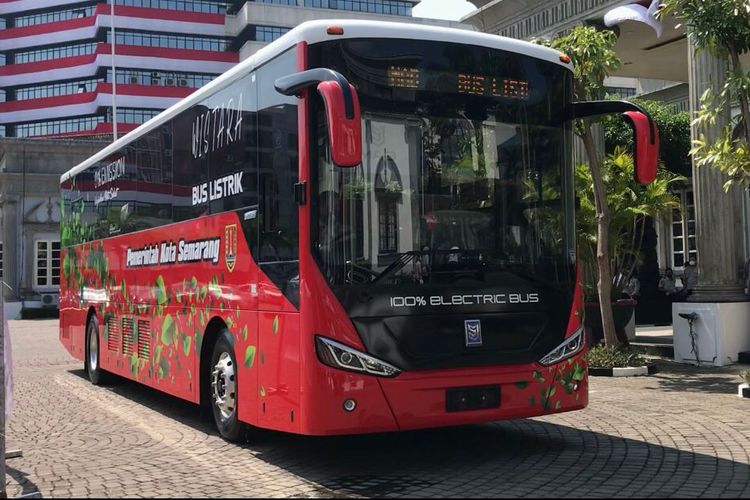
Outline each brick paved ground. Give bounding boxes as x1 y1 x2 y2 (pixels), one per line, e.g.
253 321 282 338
5 319 750 498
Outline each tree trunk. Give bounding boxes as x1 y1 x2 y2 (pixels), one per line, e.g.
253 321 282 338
581 122 620 348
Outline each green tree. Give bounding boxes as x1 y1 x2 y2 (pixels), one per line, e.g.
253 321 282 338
604 99 692 176
540 26 624 347
659 0 750 188
576 148 684 300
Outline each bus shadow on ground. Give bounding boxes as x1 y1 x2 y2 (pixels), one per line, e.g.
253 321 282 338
251 420 750 498
69 368 749 498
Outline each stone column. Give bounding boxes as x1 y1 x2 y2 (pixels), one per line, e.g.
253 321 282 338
687 44 747 302
0 196 17 302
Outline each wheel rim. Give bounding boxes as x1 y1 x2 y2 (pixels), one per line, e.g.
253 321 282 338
88 322 98 372
211 352 236 420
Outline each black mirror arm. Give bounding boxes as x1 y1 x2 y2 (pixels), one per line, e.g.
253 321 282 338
570 100 656 143
274 68 355 119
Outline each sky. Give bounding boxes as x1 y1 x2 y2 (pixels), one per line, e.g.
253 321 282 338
412 0 477 21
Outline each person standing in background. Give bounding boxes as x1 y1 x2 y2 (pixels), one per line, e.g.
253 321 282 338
683 258 699 298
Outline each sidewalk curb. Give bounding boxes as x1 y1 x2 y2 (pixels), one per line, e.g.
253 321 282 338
589 364 658 377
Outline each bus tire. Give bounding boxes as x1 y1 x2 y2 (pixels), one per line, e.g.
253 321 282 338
85 314 112 385
210 329 250 442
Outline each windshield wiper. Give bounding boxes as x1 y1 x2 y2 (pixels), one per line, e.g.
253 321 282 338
370 251 422 286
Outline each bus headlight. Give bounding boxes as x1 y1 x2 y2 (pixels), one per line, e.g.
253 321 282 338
315 336 401 378
538 328 585 366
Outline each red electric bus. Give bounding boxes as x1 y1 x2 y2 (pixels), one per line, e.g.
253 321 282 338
60 20 659 440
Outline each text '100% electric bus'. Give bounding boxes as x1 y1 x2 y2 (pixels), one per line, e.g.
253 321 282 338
60 20 659 441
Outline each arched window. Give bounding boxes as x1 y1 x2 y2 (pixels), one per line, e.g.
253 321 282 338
374 154 402 194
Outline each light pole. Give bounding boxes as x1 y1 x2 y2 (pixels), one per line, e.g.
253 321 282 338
110 0 118 141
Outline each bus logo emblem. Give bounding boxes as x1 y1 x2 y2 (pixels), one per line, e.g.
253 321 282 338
225 224 237 272
465 320 482 347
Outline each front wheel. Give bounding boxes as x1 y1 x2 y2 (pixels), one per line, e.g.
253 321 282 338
210 330 250 442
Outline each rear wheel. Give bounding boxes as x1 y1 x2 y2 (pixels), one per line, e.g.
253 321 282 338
85 315 111 385
210 330 249 442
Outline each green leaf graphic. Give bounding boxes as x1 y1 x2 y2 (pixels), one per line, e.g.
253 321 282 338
195 330 203 352
244 345 257 368
532 370 545 383
272 315 279 335
190 276 198 290
130 353 139 378
173 325 180 348
182 335 192 356
155 275 168 305
158 356 169 379
242 325 248 342
161 315 176 346
514 380 529 389
259 386 266 397
209 282 222 299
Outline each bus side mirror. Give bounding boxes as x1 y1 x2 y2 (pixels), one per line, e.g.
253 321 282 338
570 100 660 185
275 68 362 168
316 80 362 168
624 111 659 185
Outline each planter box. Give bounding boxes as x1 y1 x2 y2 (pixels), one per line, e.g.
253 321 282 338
589 364 658 377
739 383 750 399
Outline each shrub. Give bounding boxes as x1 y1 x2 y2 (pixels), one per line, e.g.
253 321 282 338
585 345 645 368
739 369 750 385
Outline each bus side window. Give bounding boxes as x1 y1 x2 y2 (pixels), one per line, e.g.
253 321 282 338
256 49 299 307
208 70 258 215
74 169 100 241
172 105 209 222
257 51 298 265
135 126 173 231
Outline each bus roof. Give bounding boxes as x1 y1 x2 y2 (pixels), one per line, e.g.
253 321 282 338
61 19 571 183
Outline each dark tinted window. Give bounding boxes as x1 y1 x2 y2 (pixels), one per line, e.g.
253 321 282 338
256 49 299 306
206 71 258 214
89 152 137 238
173 106 209 221
257 50 298 264
135 126 174 230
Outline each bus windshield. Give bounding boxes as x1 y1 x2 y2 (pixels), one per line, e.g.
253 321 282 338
311 39 575 313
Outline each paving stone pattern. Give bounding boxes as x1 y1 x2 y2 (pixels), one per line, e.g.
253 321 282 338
6 320 750 498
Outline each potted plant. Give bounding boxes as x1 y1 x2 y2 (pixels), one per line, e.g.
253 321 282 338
739 369 750 399
576 148 684 347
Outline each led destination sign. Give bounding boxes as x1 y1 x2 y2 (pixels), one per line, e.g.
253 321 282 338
387 65 530 100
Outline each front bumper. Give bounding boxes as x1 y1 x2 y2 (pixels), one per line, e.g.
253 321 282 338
299 349 588 435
